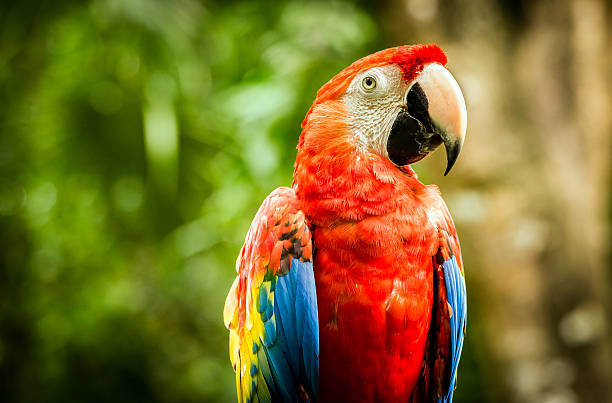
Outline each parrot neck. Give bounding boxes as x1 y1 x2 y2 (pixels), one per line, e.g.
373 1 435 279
293 101 425 227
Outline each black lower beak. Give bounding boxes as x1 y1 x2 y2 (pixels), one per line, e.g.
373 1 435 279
386 109 442 167
386 82 461 175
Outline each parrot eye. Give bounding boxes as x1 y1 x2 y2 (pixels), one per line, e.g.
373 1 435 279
361 76 376 90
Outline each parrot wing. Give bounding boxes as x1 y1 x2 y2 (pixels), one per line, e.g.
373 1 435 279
414 193 467 403
223 187 318 403
434 226 467 403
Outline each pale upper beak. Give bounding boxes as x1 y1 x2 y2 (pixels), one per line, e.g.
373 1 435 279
415 63 467 175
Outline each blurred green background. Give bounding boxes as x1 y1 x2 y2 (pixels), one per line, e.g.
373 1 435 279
1 1 611 402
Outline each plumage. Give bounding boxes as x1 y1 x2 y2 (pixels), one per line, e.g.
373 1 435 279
224 188 318 403
224 44 467 402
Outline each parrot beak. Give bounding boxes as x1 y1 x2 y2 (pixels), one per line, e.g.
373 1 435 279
418 63 467 175
387 63 467 175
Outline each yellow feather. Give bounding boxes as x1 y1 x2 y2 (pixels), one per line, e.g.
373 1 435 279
223 276 240 329
236 356 243 403
241 351 251 403
229 329 239 369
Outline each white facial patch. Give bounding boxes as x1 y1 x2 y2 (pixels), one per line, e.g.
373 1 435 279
342 65 409 157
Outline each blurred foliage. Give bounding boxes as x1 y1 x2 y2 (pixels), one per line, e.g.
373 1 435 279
0 1 391 402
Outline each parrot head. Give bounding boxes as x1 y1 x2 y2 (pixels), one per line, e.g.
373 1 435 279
300 44 467 176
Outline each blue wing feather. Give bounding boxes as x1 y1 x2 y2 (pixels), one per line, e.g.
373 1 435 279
438 256 467 403
262 258 319 402
292 259 319 396
275 267 299 374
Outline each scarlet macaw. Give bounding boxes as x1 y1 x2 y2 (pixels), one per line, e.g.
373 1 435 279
224 44 467 402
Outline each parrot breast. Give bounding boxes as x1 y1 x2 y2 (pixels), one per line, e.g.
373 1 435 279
294 123 440 400
311 180 439 402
